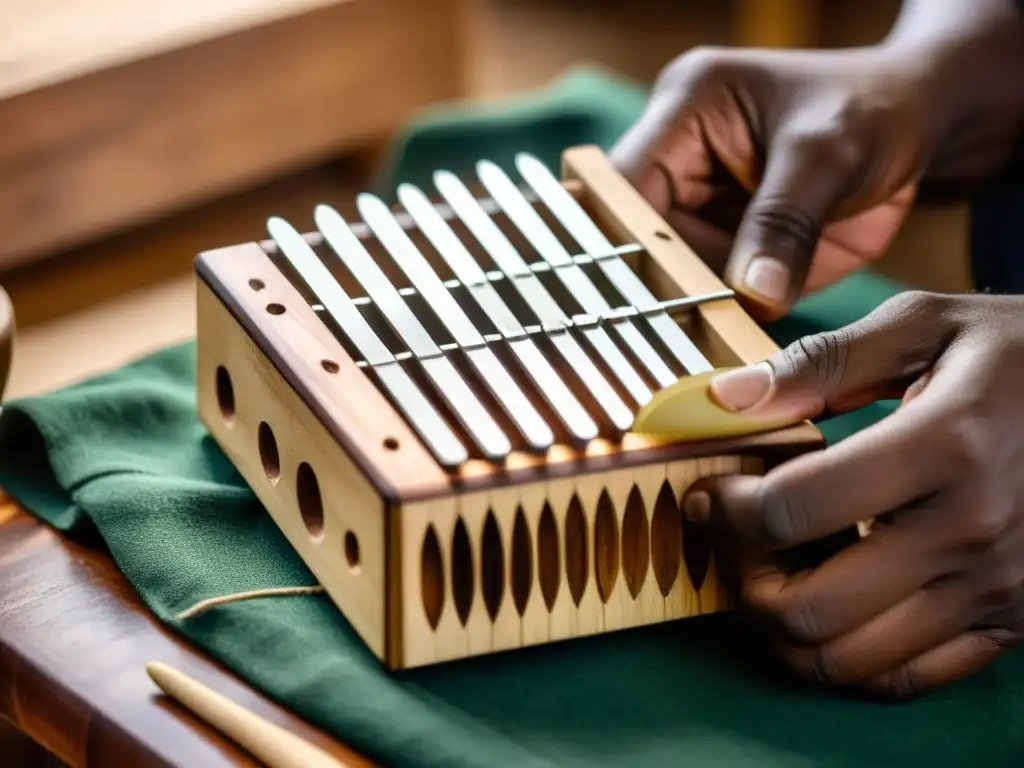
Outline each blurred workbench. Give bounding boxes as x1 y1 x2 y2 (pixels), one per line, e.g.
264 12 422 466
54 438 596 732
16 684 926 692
0 0 470 270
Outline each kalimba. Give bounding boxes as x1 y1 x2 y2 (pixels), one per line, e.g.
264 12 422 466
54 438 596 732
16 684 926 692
194 146 823 669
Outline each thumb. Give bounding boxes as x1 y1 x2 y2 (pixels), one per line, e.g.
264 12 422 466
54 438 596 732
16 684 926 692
707 292 954 422
726 126 862 321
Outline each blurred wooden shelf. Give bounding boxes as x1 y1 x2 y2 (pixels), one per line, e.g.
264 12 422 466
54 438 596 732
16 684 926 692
0 0 469 270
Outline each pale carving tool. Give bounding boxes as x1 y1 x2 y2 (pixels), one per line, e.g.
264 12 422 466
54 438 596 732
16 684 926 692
146 662 352 768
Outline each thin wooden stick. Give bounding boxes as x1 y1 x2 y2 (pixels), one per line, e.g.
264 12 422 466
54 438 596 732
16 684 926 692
146 662 351 768
174 586 326 620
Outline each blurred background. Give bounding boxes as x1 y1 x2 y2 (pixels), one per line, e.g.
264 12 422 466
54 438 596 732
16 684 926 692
0 0 966 400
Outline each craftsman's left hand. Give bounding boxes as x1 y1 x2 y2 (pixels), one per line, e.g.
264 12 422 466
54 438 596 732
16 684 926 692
685 289 1024 700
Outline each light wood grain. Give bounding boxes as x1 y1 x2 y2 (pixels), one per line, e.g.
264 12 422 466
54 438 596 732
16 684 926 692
0 0 468 268
197 277 390 661
147 663 351 768
0 503 376 767
562 144 785 367
394 456 739 668
194 145 823 670
0 0 349 100
196 243 450 500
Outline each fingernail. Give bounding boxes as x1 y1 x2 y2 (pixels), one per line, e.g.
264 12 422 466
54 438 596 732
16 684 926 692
710 362 773 412
744 257 790 303
683 491 711 525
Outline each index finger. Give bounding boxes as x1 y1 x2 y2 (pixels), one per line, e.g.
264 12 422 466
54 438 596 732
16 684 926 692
690 377 962 550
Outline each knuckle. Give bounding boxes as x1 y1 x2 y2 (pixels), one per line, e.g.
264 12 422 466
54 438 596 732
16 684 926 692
757 482 811 548
977 556 1024 608
776 330 851 392
884 663 925 701
805 644 846 688
777 595 828 644
941 409 994 477
878 290 949 325
979 628 1024 652
955 488 1009 552
738 579 776 616
655 46 730 93
745 198 821 256
787 119 863 174
981 566 1021 608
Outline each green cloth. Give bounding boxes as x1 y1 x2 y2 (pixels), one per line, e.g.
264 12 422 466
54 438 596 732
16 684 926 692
0 68 1018 768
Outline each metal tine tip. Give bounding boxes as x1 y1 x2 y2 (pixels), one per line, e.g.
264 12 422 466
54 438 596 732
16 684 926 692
513 153 714 376
355 191 555 453
313 203 512 461
396 182 600 445
432 167 635 433
265 215 469 468
477 159 657 406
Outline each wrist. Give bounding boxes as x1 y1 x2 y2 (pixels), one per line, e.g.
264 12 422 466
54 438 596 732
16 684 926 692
878 0 1024 187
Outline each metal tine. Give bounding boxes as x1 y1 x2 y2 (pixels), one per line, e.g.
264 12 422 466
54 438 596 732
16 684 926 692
476 160 662 404
313 204 512 462
397 182 599 445
515 153 714 375
432 169 635 434
356 192 555 453
266 216 469 468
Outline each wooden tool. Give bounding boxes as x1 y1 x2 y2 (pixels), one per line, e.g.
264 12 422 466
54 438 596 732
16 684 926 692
193 145 824 670
146 662 350 768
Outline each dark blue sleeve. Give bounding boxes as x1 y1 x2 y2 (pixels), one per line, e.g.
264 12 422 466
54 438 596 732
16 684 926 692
969 138 1024 294
966 0 1024 292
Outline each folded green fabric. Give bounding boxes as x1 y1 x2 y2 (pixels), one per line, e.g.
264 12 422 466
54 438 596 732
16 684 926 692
1 68 1020 768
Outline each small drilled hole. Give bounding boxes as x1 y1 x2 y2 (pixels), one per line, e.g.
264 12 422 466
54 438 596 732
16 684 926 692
383 437 399 451
249 278 265 291
216 366 235 421
655 230 671 241
297 462 324 540
266 303 286 315
258 422 280 485
321 359 340 374
345 531 361 574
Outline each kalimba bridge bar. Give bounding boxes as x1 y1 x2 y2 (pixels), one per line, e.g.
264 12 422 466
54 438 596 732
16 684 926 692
193 145 825 668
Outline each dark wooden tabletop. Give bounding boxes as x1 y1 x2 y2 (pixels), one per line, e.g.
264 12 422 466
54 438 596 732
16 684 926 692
0 492 375 767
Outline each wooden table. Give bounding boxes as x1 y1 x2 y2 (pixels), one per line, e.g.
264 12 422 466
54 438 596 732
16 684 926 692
0 0 468 270
0 496 375 767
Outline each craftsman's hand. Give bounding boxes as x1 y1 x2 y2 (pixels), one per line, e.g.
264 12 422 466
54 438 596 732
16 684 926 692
683 290 1024 700
611 2 1024 321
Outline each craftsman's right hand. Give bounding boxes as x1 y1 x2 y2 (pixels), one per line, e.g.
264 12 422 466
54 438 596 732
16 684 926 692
611 34 1023 321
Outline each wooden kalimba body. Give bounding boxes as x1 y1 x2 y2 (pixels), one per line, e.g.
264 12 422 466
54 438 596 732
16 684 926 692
194 146 824 670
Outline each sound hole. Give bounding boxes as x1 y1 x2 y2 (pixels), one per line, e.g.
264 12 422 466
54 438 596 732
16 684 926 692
594 490 619 604
682 488 712 591
451 517 474 626
650 481 682 596
538 502 560 611
621 485 650 599
511 506 532 617
258 422 280 485
216 366 235 422
565 494 588 606
345 531 361 575
481 511 505 621
296 462 324 541
421 525 444 630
